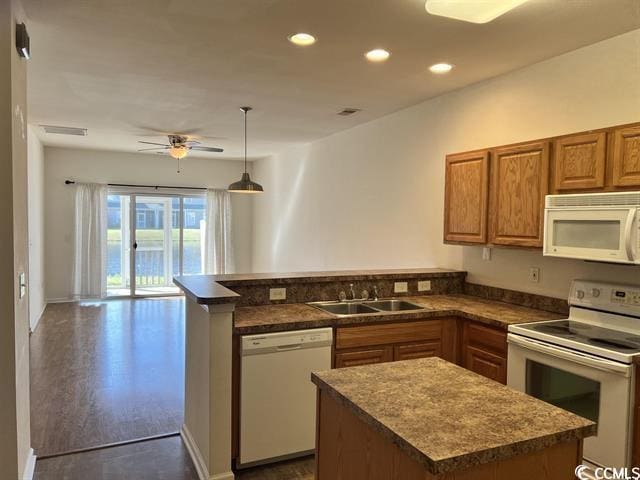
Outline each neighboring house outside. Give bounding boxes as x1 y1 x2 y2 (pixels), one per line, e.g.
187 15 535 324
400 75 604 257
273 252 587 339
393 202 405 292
107 197 205 229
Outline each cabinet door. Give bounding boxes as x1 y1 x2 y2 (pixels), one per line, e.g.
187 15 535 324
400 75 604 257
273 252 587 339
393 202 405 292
334 347 393 369
444 151 489 244
489 142 550 247
463 346 507 384
553 132 606 191
461 321 508 384
612 125 640 187
393 341 441 361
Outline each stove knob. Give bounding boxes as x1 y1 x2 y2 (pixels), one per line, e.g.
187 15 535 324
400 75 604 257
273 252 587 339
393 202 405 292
576 290 585 299
591 288 601 298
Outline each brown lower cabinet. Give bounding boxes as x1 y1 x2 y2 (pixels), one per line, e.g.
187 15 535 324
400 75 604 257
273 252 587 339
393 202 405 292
333 317 508 385
334 318 457 368
460 320 508 384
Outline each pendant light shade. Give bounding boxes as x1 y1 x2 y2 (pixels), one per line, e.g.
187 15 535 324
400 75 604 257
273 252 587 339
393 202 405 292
228 107 264 194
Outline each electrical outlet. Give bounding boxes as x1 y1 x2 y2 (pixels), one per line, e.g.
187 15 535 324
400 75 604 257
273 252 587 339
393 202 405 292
418 280 431 292
269 287 286 301
482 247 492 261
529 267 540 283
394 282 408 293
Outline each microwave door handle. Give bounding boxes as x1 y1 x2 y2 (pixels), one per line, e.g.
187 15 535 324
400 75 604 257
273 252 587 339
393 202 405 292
624 208 636 261
507 334 631 376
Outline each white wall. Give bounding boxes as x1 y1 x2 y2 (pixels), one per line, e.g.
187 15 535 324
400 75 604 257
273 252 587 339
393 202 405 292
44 147 254 301
253 29 640 299
27 125 45 330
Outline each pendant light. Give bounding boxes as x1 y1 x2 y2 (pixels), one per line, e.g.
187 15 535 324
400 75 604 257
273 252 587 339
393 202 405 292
228 107 264 193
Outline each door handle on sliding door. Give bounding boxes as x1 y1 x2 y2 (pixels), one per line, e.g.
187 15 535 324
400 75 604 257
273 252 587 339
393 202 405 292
133 242 138 250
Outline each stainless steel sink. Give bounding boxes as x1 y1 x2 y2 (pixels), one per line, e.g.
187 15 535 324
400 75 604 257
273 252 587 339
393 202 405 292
363 300 424 312
310 302 378 316
308 299 425 316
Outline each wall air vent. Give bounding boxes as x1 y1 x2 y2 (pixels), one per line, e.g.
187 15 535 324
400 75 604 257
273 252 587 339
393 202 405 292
546 192 640 208
337 108 361 116
40 125 88 136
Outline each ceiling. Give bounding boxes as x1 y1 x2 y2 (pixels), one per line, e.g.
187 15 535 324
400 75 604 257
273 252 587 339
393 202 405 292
23 0 640 159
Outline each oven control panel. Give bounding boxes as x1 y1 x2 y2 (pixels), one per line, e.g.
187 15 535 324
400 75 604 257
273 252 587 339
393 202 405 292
570 280 640 315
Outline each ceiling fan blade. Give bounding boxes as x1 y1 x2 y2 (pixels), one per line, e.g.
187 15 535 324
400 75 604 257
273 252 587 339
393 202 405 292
138 141 170 146
189 146 224 153
184 140 201 145
138 147 170 152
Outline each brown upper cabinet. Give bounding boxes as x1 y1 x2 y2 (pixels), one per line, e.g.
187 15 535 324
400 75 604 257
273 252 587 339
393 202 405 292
443 121 640 248
489 142 549 248
443 150 489 244
553 132 606 191
612 125 640 188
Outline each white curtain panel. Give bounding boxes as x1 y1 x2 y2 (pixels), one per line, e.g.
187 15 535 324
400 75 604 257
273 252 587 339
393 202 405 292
72 183 108 298
204 189 235 274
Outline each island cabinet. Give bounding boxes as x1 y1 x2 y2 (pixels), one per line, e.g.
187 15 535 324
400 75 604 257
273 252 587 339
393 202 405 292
443 150 489 244
334 318 457 368
313 358 594 480
488 141 550 248
460 320 508 384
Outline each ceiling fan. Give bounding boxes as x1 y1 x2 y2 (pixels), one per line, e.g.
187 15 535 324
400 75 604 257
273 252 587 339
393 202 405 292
138 134 224 173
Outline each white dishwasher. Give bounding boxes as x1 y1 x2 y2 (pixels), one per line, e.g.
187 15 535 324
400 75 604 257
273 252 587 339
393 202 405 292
239 327 333 468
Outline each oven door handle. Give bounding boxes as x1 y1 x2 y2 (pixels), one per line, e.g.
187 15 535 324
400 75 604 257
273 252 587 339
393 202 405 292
508 334 631 376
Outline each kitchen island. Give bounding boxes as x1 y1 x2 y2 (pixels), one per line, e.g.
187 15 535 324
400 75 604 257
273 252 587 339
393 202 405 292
312 357 595 479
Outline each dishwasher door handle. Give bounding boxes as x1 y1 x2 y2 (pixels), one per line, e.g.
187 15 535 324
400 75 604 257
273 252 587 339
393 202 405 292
276 344 303 351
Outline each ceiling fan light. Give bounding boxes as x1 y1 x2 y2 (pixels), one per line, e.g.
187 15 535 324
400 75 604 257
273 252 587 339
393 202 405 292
425 0 530 24
228 172 264 193
169 146 188 159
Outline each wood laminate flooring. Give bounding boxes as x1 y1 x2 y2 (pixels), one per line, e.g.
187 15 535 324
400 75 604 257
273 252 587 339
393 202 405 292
34 436 315 480
31 298 185 457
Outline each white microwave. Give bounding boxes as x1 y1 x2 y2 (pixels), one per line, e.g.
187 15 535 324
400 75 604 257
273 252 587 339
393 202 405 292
544 192 640 264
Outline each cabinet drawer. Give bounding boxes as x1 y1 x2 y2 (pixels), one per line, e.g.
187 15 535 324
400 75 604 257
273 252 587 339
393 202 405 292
393 341 441 361
336 320 442 350
334 347 393 368
464 321 507 356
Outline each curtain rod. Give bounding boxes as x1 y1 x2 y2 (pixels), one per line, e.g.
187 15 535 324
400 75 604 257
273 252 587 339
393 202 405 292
64 180 207 191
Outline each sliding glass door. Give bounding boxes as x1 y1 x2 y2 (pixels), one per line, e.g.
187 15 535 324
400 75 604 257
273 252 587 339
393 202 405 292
107 192 206 297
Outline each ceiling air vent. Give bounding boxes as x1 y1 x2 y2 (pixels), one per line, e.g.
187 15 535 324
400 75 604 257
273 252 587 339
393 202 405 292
337 108 361 116
40 125 88 136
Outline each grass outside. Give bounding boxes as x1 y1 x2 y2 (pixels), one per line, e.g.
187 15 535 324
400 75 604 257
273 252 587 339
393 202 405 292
108 228 202 243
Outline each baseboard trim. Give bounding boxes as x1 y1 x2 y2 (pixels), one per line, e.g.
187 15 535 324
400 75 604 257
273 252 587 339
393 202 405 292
30 303 47 333
180 425 234 480
22 447 36 480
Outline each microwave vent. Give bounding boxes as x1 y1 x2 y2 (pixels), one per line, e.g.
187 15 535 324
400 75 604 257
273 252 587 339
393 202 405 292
546 192 640 208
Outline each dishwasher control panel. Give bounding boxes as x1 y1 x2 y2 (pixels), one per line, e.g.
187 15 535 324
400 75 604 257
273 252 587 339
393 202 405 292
241 328 333 354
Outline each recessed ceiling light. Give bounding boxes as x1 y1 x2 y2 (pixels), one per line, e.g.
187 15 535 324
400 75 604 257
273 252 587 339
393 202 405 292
425 0 530 24
365 49 390 62
288 33 316 46
429 63 453 74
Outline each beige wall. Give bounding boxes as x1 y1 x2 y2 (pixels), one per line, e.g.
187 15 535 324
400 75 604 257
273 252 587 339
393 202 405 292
43 146 255 301
252 29 640 299
27 126 45 330
0 0 32 478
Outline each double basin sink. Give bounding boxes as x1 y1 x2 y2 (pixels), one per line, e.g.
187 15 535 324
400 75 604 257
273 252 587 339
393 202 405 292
308 299 426 317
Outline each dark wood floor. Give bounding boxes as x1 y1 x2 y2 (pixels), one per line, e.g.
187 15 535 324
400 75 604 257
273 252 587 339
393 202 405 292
30 298 186 456
34 436 315 480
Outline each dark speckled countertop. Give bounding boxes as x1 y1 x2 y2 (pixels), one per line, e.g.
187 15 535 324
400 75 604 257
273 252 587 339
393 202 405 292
233 294 564 334
312 357 595 474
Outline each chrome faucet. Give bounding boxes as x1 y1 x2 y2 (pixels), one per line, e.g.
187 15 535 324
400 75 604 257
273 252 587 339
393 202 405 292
372 285 379 301
349 283 356 300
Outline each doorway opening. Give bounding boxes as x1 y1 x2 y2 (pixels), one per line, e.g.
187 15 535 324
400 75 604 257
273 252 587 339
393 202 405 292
106 192 206 297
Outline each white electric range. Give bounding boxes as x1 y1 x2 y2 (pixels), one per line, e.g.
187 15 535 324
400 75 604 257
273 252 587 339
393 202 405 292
507 280 640 471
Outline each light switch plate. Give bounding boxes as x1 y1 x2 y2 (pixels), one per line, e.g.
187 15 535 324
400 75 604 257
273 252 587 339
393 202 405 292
394 282 408 293
18 272 26 299
529 267 540 283
418 280 431 292
269 287 286 301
